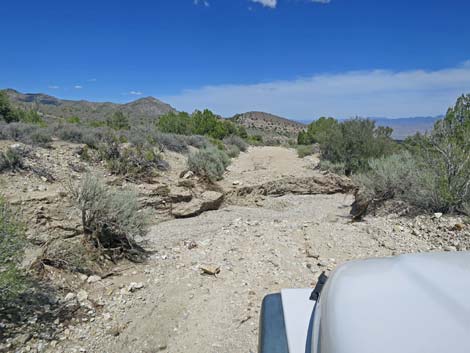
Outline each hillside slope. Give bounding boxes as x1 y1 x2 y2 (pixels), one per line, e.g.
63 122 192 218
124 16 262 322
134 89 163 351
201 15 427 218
230 111 305 144
2 89 176 122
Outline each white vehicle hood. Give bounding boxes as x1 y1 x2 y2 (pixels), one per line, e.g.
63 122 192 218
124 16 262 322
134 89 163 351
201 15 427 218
316 251 470 353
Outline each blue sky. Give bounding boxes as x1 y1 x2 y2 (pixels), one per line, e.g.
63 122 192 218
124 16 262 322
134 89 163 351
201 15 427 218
1 0 470 119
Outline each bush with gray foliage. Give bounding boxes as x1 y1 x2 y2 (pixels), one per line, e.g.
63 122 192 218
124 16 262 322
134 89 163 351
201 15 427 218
188 147 230 182
0 196 27 301
0 148 24 172
68 174 148 261
0 122 52 147
223 135 248 152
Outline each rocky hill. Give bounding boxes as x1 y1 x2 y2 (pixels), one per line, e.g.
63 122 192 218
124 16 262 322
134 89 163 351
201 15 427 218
230 111 305 144
2 89 176 122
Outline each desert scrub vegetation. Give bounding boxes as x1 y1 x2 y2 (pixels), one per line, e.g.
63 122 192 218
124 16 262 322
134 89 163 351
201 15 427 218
0 196 27 302
296 144 315 158
68 174 148 261
298 117 396 175
0 91 46 126
106 111 130 131
188 146 230 182
356 94 470 214
225 144 241 158
103 143 168 180
0 122 52 147
157 109 248 140
317 160 346 175
0 147 24 172
223 135 248 152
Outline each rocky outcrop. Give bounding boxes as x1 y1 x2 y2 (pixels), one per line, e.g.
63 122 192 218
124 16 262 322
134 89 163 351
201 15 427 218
227 174 355 199
172 191 224 218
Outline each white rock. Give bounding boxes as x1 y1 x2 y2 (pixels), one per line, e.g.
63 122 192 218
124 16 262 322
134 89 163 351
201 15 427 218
76 290 88 302
64 292 76 302
434 212 443 219
87 275 102 284
128 282 145 292
182 170 194 179
10 143 23 150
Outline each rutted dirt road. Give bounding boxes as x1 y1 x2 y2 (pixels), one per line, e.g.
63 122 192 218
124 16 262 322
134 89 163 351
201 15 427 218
58 147 442 353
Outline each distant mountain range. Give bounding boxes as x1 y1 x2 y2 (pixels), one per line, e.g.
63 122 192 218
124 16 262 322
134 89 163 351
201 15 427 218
371 116 441 140
2 89 176 122
2 88 440 140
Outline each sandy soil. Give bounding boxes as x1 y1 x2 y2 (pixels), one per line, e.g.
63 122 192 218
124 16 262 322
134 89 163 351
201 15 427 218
221 146 318 188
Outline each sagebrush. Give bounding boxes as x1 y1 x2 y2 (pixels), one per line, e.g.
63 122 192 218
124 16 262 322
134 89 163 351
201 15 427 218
68 174 148 260
0 148 24 172
0 196 27 301
188 147 230 181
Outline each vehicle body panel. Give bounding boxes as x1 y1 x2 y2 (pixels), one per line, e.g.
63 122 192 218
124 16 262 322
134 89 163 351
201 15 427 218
313 251 470 353
259 251 470 353
281 288 316 353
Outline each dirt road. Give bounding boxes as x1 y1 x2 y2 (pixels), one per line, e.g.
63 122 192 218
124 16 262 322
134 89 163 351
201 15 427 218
59 147 433 353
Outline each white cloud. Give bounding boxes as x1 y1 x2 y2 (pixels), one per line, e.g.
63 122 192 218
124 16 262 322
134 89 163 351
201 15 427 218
129 91 143 96
74 85 83 89
251 0 277 8
162 62 470 119
87 78 97 82
48 85 59 89
249 0 330 8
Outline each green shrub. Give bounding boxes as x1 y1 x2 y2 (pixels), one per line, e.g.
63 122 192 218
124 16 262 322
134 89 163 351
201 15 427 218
87 120 107 128
17 110 46 126
208 137 225 151
0 196 27 301
299 117 338 145
0 148 24 172
192 109 238 139
300 117 396 174
247 134 263 145
68 174 148 259
0 92 20 123
0 92 45 126
157 109 244 141
223 135 248 152
157 112 194 135
188 147 230 181
297 144 315 158
399 95 470 213
106 111 130 131
66 116 81 124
